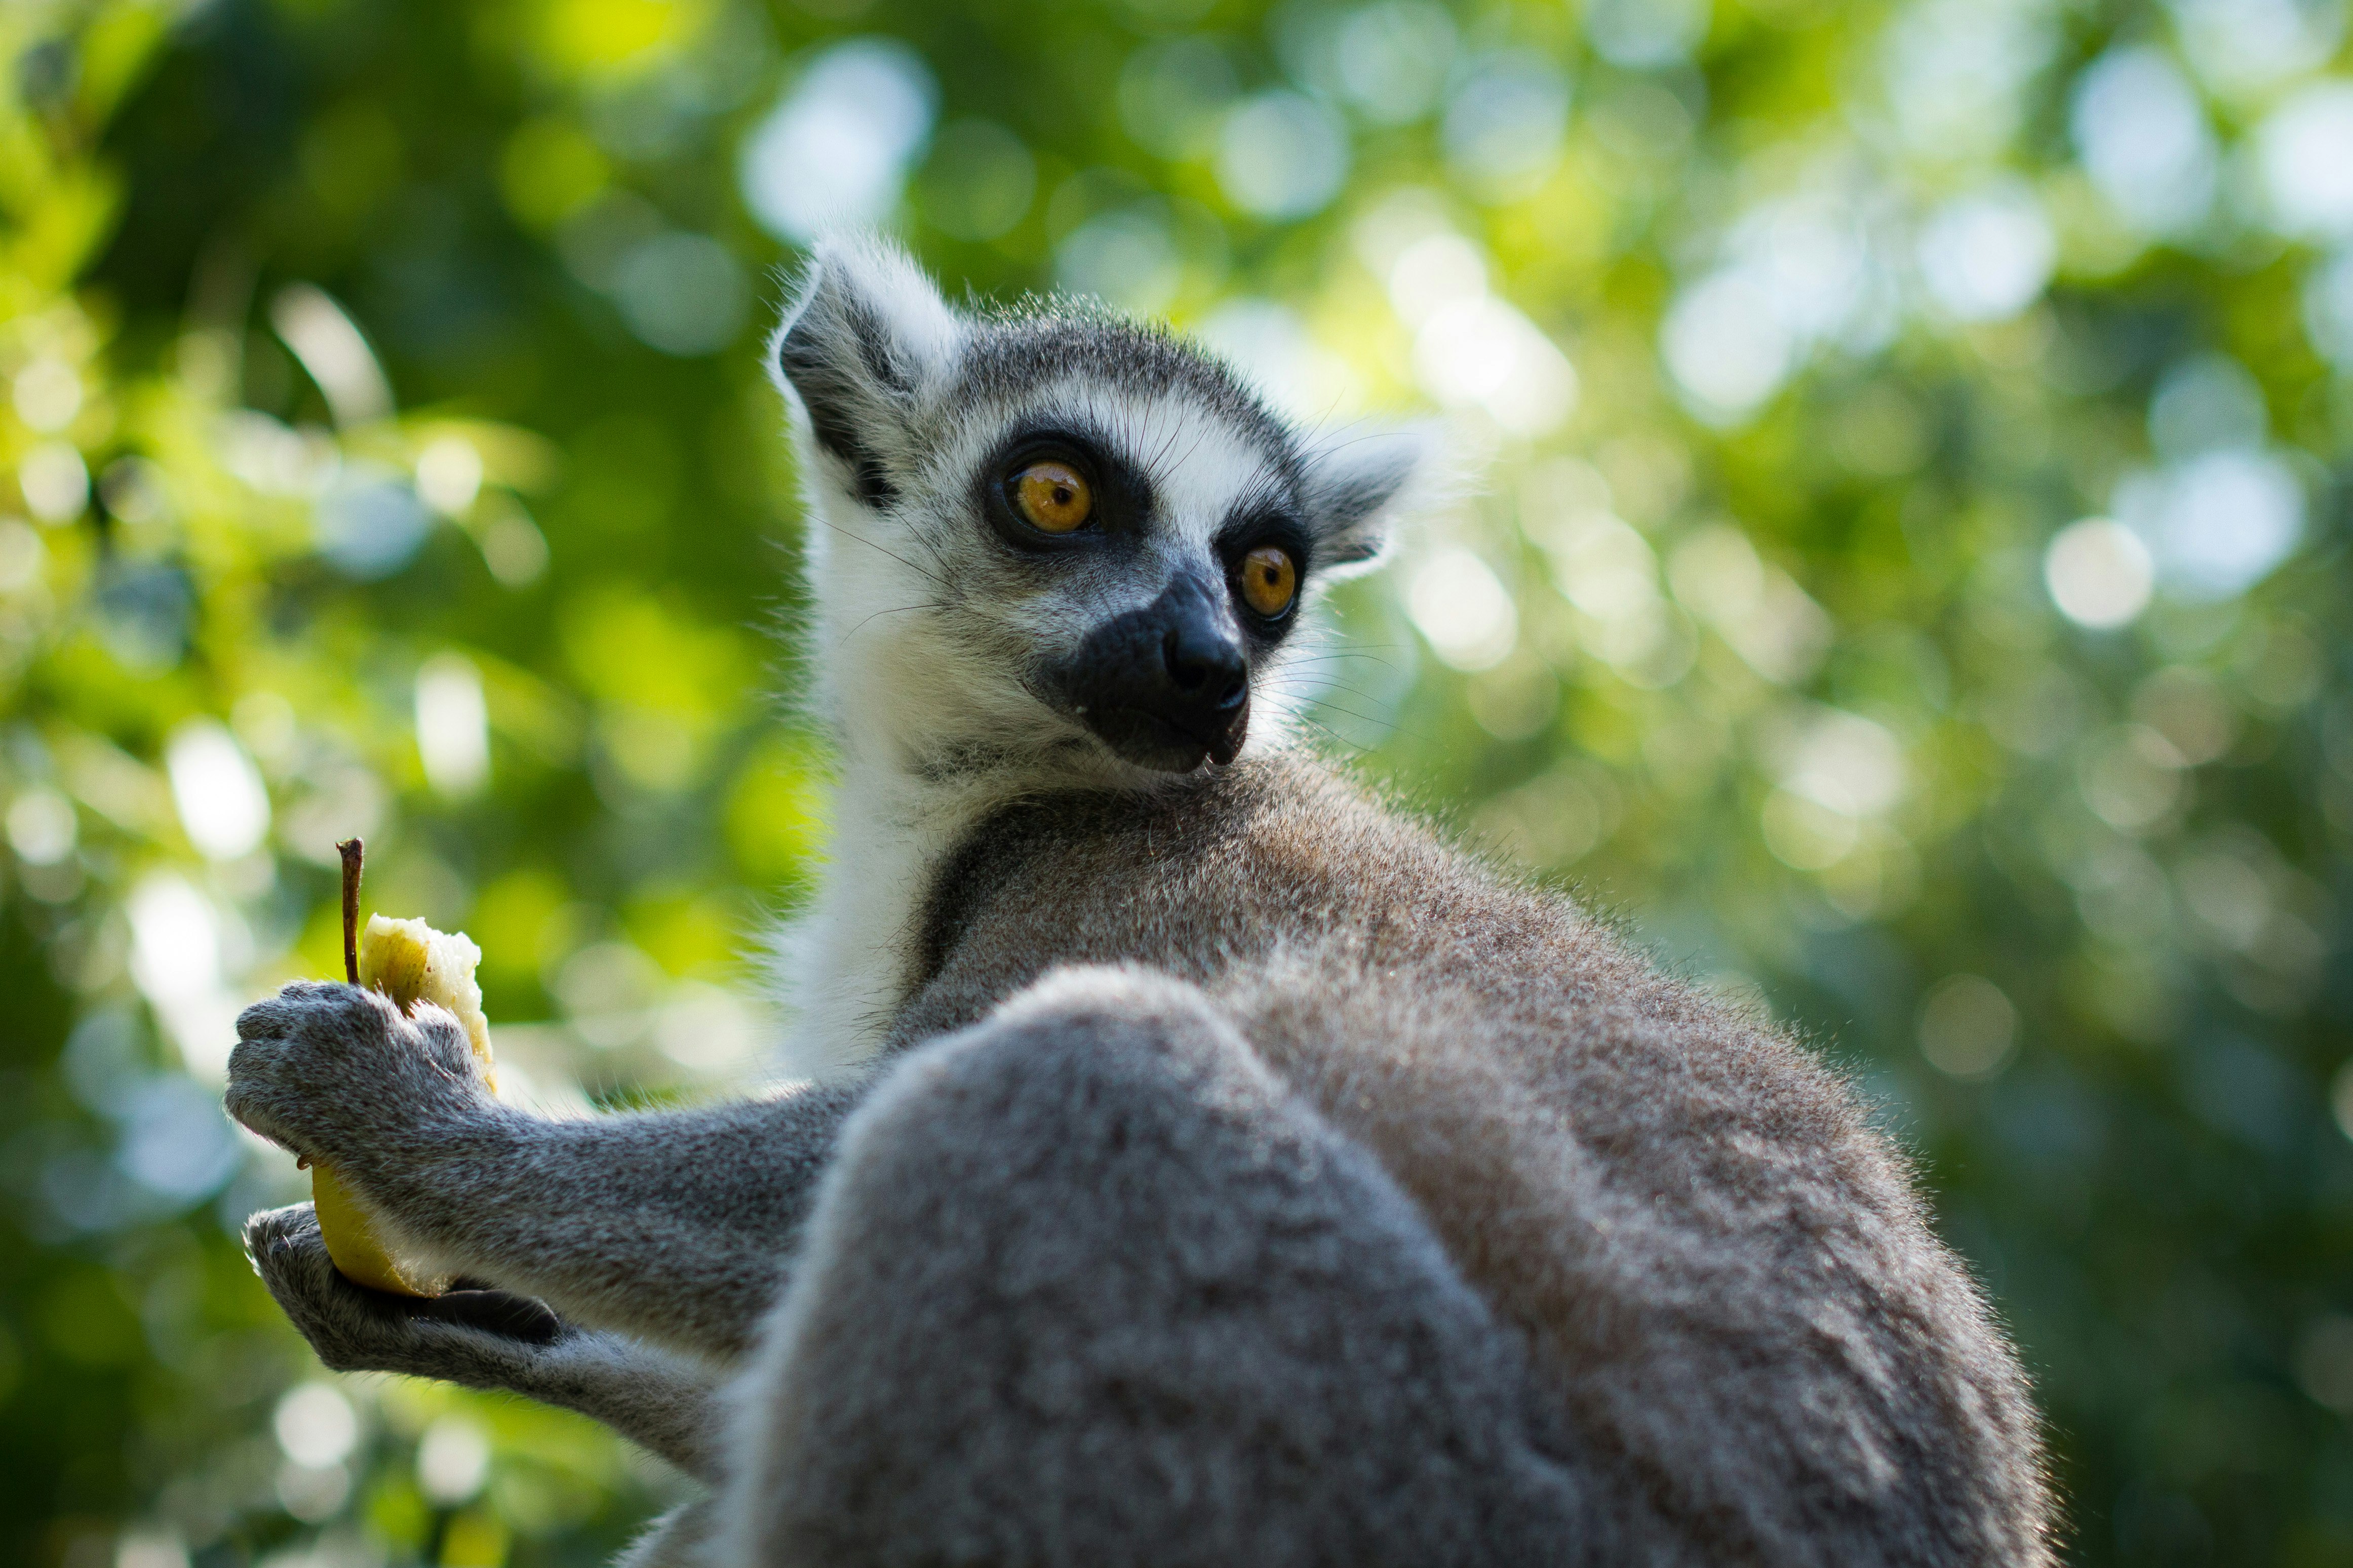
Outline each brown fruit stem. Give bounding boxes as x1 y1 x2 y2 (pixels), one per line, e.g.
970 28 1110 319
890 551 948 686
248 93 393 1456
336 837 363 986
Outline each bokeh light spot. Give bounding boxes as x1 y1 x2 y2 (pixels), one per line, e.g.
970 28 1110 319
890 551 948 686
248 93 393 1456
272 1383 359 1469
2044 518 2154 629
1217 93 1349 220
1916 182 2055 323
2257 81 2353 238
1406 549 1517 671
417 1414 491 1504
1918 975 2019 1080
2068 47 2216 237
738 39 936 244
166 720 269 862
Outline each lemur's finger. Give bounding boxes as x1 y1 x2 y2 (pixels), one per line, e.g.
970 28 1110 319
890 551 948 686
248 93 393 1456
404 1001 487 1080
244 1203 365 1330
409 1288 566 1346
234 980 362 1038
221 1064 295 1148
243 1200 325 1262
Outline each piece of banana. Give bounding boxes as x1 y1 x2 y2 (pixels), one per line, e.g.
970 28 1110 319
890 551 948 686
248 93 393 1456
358 915 495 1085
311 915 495 1297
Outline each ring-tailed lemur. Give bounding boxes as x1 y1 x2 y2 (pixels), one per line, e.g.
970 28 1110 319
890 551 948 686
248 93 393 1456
228 236 2053 1566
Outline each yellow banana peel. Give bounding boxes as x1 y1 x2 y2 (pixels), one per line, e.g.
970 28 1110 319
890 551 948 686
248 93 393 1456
312 914 495 1297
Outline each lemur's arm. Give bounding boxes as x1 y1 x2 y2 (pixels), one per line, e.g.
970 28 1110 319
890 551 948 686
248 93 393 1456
228 983 870 1360
245 1203 724 1481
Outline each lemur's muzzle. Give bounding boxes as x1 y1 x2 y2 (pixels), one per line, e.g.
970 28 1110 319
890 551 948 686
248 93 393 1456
1058 574 1249 772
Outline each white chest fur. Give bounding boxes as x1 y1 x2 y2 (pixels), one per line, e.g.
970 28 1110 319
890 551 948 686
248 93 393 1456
773 756 992 1076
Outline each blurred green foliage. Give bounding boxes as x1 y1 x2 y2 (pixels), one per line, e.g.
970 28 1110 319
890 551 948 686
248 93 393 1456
2 0 2348 1562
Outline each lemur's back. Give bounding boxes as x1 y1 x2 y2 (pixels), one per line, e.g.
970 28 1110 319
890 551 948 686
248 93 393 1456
894 751 2049 1564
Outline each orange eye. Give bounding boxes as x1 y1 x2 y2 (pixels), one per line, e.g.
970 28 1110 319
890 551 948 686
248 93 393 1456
1013 461 1093 533
1239 546 1297 618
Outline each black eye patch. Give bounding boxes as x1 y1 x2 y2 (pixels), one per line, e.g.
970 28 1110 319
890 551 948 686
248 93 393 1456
1213 508 1313 646
974 424 1156 553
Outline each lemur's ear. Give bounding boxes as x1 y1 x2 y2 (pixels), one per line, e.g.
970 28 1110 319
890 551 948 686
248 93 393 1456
1299 424 1435 579
769 234 962 508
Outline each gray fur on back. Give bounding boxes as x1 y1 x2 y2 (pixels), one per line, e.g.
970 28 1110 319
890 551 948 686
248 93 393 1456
879 755 2051 1565
725 967 1593 1566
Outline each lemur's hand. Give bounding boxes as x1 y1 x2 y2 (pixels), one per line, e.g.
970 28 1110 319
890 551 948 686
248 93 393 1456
244 1203 564 1375
228 981 495 1179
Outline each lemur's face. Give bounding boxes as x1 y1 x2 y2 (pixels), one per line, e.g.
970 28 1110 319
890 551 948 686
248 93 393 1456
771 238 1425 779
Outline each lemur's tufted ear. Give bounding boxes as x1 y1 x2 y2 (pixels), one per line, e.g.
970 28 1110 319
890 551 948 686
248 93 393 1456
1299 424 1436 579
769 235 962 509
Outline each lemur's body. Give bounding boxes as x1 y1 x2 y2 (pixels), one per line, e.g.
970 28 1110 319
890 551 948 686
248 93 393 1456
231 240 2053 1566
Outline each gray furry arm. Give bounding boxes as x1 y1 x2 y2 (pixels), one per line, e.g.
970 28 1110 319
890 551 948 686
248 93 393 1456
246 1203 724 1481
228 983 868 1359
377 1090 862 1358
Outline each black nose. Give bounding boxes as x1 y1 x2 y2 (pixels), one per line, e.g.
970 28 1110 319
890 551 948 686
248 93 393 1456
1163 621 1247 714
1057 573 1253 770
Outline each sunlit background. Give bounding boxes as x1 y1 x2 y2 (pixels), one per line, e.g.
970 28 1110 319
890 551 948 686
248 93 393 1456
3 0 2349 1561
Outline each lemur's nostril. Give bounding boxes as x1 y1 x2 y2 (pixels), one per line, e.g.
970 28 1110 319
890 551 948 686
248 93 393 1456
1163 629 1201 689
1164 626 1242 694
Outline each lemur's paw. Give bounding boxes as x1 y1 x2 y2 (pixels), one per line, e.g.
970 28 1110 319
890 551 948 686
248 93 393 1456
245 1203 563 1375
245 1200 423 1373
227 981 491 1170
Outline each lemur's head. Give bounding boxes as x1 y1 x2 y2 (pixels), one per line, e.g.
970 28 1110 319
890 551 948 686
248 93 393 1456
770 235 1429 784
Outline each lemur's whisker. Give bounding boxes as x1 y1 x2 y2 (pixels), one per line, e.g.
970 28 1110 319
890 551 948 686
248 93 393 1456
1289 699 1400 735
1301 422 1394 457
1286 693 1431 744
1304 391 1353 442
1144 411 1188 483
1262 669 1377 698
1275 653 1402 673
834 601 945 650
1292 713 1374 756
1166 418 1218 488
1288 682 1388 709
1263 668 1386 696
818 519 951 592
900 517 960 583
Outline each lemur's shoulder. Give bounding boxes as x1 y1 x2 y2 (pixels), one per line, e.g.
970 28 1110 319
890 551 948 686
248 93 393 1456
919 751 1436 937
890 749 1594 1044
896 744 1862 1150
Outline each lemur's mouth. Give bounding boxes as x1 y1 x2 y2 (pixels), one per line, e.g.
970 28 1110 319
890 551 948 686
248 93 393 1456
1080 700 1248 773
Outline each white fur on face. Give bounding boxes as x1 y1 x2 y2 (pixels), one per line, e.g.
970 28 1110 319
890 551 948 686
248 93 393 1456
803 373 1301 785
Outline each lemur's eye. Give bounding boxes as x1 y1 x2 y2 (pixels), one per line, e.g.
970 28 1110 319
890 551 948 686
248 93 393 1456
1012 461 1093 533
1238 546 1298 619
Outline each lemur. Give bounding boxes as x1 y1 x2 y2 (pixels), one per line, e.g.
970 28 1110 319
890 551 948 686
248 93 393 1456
228 236 2053 1566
